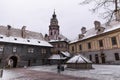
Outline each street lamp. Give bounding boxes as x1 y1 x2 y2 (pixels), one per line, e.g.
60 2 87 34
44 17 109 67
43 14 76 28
57 50 61 73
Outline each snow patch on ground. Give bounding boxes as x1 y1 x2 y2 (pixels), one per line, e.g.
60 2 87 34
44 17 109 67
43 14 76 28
28 64 120 80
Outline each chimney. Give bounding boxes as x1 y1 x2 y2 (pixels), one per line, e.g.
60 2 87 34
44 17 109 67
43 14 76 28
21 26 26 38
94 21 101 30
7 25 11 37
81 27 86 34
114 10 120 21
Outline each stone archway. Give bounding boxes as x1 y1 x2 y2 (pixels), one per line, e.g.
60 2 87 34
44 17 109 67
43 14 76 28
9 56 18 68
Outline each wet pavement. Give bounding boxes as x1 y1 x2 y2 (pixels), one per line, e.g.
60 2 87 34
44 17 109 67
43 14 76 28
1 68 95 80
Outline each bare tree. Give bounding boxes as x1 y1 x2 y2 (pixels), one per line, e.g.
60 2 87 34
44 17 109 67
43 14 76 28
80 0 120 23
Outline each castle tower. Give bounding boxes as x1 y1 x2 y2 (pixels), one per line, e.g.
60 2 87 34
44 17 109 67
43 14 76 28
49 10 60 40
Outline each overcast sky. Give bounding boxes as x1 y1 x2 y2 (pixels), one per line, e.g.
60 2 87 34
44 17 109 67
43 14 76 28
0 0 105 40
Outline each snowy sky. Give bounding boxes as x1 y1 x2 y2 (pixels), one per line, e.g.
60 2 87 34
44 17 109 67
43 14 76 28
0 0 105 40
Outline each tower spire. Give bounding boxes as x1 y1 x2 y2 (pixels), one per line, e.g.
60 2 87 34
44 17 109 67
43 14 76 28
54 9 55 15
52 9 56 18
49 10 59 40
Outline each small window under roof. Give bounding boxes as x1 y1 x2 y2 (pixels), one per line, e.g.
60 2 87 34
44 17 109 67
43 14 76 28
14 38 17 40
27 40 30 42
38 41 40 43
0 36 3 39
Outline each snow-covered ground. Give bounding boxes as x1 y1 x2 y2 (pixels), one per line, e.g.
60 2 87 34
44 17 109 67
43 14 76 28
28 64 120 80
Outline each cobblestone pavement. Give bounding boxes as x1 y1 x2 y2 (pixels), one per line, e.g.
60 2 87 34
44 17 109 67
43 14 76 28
1 68 96 80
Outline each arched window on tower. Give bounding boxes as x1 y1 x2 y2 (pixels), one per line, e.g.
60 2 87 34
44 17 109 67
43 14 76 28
51 32 52 35
54 31 56 34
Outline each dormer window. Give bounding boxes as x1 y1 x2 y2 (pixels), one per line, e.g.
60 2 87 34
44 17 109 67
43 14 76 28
14 38 17 40
38 41 40 43
97 27 105 34
27 40 30 42
98 29 101 32
79 34 84 39
0 37 3 39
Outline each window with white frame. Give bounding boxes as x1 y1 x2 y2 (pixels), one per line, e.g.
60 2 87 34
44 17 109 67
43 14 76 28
41 48 46 54
28 48 34 53
0 45 4 52
13 46 17 52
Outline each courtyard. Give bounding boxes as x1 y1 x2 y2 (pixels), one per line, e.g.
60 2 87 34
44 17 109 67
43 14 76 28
1 64 120 80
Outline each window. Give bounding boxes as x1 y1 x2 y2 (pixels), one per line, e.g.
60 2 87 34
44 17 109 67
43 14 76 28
28 48 34 53
64 44 66 47
13 46 17 52
0 37 3 39
41 48 46 54
59 44 62 48
14 38 17 40
99 40 103 47
53 44 56 47
38 41 40 43
88 42 91 49
54 31 56 34
111 37 117 45
57 44 60 48
89 55 92 61
51 32 52 35
72 46 74 52
0 45 4 52
27 40 30 42
79 44 82 50
98 29 101 32
0 59 1 63
114 53 119 60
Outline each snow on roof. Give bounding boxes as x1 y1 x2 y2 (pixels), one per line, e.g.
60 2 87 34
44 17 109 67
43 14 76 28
70 20 120 43
0 35 53 47
67 54 92 63
82 21 120 40
61 51 71 57
0 25 44 40
48 54 67 60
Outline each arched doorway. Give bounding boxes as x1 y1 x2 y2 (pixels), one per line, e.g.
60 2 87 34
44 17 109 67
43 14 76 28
9 56 18 68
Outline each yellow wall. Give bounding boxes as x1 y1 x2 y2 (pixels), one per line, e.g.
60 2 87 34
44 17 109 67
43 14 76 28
69 29 120 54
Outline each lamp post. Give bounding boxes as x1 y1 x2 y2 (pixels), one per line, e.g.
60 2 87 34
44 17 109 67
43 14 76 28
57 50 61 73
